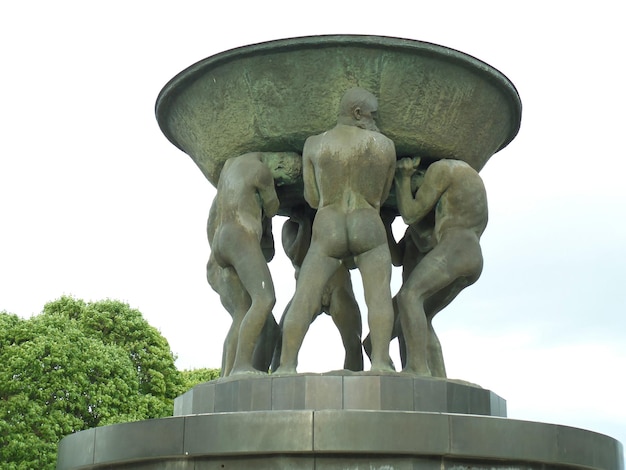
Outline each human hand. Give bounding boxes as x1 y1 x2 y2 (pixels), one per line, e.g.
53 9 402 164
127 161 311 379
396 157 421 177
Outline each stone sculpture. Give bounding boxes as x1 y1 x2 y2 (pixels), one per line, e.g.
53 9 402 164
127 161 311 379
206 152 279 376
362 208 409 368
152 33 522 377
271 205 363 372
155 35 522 378
207 251 279 376
394 157 488 376
275 87 396 374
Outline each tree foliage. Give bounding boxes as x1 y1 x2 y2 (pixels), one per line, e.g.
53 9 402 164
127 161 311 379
179 367 221 391
42 297 183 415
0 296 219 469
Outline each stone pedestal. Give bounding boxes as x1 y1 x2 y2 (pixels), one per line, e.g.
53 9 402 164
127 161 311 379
56 374 624 469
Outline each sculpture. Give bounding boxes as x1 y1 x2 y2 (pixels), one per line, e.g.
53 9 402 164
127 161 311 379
275 87 396 374
207 253 279 376
206 152 279 376
156 36 522 378
271 206 363 372
394 157 488 376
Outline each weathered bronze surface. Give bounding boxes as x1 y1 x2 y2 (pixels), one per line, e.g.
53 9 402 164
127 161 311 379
154 36 525 377
206 152 279 376
55 36 626 470
393 157 488 376
272 206 363 372
275 87 397 375
156 35 521 213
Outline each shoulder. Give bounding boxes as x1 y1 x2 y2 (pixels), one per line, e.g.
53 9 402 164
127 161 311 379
428 159 484 188
370 131 396 151
422 160 454 188
303 133 325 154
427 159 459 175
434 159 475 171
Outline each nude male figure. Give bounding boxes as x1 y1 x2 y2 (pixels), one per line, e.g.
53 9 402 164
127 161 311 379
207 152 279 376
271 206 363 372
363 207 434 369
395 157 488 376
207 214 279 376
275 87 396 374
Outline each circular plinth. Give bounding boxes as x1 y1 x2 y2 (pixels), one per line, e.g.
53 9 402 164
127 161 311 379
173 373 506 417
155 35 521 210
57 411 623 470
57 375 623 469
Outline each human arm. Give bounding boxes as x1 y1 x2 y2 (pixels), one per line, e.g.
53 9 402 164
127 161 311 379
281 206 312 267
260 216 275 262
395 158 446 225
379 141 397 206
256 167 280 218
380 207 404 267
302 138 320 209
395 157 421 224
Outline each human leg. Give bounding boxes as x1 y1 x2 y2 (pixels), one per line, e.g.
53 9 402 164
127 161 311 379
395 281 430 375
207 257 250 377
252 313 280 372
328 271 363 371
226 243 276 375
269 299 291 372
396 243 463 375
356 243 395 372
275 250 340 374
423 232 483 377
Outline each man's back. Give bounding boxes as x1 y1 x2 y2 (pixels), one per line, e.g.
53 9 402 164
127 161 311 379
211 153 277 239
304 125 396 211
427 159 488 239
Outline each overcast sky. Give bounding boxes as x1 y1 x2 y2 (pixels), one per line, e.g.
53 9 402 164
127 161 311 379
1 1 624 450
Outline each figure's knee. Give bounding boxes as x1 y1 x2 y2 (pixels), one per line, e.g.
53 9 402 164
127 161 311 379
252 289 276 313
396 286 420 311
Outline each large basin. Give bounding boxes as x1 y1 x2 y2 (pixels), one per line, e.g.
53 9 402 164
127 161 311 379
156 35 521 210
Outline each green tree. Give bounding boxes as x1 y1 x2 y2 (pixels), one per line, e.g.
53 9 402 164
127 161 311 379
0 296 218 469
0 310 142 469
179 367 221 392
42 297 182 417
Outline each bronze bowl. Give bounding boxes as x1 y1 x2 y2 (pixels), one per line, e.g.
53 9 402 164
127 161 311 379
156 35 521 212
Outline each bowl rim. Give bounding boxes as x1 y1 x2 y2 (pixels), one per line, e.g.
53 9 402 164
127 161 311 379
155 34 522 155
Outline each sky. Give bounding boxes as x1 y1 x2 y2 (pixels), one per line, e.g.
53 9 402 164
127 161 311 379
1 0 624 452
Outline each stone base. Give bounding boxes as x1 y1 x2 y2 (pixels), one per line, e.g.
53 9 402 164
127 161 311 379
173 372 507 416
56 375 624 470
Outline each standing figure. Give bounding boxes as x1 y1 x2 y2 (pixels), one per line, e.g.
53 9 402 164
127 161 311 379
207 213 279 376
363 207 435 368
275 87 397 374
271 206 363 372
394 157 488 376
207 152 280 376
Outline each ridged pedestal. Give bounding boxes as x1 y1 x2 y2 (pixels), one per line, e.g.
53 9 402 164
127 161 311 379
57 373 624 469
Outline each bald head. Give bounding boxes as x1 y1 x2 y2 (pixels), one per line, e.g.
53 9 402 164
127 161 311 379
337 87 379 131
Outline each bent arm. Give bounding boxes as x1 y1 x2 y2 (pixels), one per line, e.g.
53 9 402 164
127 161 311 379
395 158 420 224
257 170 280 218
396 159 446 225
381 158 396 206
261 217 275 262
302 140 320 209
281 209 312 267
381 208 404 267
